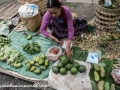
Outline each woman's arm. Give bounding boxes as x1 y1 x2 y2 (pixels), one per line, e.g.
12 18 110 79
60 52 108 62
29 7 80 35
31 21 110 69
64 6 74 59
40 11 63 45
66 40 72 59
40 11 52 38
50 35 63 45
66 7 74 41
67 40 72 48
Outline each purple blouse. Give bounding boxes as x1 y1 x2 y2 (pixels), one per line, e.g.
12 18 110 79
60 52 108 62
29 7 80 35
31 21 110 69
40 6 74 40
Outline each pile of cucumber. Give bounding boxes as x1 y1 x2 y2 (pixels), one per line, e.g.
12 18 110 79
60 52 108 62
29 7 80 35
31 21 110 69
93 64 115 90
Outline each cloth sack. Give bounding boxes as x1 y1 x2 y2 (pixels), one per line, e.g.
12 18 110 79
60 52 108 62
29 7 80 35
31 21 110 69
48 61 92 90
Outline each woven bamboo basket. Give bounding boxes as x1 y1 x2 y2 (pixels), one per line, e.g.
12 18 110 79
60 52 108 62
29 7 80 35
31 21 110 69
21 13 41 32
17 0 46 16
94 0 120 31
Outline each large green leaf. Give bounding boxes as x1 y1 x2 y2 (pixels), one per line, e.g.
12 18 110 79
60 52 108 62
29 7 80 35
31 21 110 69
91 81 97 90
101 65 114 84
70 46 83 60
70 46 88 61
116 85 120 90
89 65 94 81
85 24 96 33
101 75 114 84
77 51 88 61
103 59 113 67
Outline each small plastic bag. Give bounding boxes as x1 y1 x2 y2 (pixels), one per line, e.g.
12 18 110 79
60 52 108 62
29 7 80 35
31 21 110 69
61 40 73 49
45 46 63 61
11 18 19 26
111 69 120 85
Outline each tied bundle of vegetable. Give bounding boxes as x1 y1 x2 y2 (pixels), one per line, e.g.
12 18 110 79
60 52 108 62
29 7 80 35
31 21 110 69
23 42 41 55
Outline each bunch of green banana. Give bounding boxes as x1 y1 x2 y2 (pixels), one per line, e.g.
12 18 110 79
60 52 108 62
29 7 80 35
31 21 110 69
23 42 41 55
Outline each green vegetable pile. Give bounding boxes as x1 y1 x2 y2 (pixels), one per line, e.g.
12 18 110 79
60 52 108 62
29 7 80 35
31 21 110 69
0 35 11 48
25 54 49 75
91 63 115 90
0 45 25 68
52 54 86 75
23 42 41 55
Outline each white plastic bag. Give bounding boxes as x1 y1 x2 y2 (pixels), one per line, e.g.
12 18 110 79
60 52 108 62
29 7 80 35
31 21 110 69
86 51 99 64
111 69 120 85
11 18 19 26
48 61 92 90
45 46 62 61
18 2 38 18
0 23 9 36
61 40 73 49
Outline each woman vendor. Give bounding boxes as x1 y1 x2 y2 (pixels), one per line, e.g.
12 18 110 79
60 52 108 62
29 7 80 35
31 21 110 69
40 0 87 59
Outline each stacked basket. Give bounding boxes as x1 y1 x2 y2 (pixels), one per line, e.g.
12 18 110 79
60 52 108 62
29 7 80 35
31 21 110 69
21 13 41 32
95 0 120 31
17 0 47 32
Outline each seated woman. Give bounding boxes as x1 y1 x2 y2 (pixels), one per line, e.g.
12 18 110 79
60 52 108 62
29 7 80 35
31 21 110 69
40 0 87 59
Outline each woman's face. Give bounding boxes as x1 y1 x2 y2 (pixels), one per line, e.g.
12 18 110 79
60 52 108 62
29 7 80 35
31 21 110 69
48 7 61 18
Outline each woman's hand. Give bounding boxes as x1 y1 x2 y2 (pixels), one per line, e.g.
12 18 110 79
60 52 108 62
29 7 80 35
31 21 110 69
49 35 63 45
54 38 63 45
65 46 72 59
65 40 72 59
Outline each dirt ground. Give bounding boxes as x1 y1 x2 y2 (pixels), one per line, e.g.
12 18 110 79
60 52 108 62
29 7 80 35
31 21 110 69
0 1 97 90
63 2 96 20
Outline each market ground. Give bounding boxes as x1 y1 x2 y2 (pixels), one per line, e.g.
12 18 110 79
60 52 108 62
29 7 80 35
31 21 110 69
0 0 97 90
